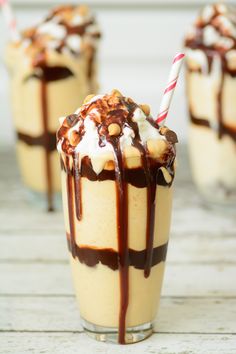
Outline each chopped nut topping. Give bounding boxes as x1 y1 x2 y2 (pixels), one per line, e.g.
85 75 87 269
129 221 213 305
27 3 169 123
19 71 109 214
108 123 121 136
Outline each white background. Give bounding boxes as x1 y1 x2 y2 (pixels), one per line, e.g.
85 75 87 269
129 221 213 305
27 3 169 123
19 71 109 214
0 0 234 146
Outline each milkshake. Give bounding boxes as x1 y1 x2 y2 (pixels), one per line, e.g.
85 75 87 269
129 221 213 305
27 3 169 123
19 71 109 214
185 3 236 205
57 90 177 344
5 5 100 210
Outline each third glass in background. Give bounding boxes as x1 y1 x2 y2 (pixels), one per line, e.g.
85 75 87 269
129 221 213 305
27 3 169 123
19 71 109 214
185 3 236 206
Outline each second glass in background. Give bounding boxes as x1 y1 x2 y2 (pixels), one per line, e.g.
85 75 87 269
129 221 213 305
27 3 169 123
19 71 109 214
5 5 101 210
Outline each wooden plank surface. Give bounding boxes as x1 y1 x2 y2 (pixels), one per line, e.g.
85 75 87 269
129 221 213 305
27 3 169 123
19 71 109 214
1 296 235 334
0 148 236 353
0 333 235 354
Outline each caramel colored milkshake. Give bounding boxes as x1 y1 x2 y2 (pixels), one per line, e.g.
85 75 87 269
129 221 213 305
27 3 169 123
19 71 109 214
185 3 236 204
57 90 177 344
5 5 100 210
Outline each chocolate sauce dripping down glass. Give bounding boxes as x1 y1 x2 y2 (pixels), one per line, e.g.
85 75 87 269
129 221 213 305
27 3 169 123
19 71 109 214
59 99 175 343
217 56 226 140
186 25 236 143
65 155 76 258
128 112 157 279
187 49 236 142
73 152 82 221
30 65 74 211
41 78 53 212
108 137 129 345
142 148 156 279
132 143 156 278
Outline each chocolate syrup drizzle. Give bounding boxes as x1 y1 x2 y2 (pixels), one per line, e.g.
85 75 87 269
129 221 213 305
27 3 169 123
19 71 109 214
58 96 176 344
17 131 56 152
17 4 100 211
187 53 236 142
66 233 168 270
41 77 53 211
110 139 129 344
73 153 82 221
185 5 236 142
65 156 76 258
63 154 172 343
18 63 88 211
20 65 74 211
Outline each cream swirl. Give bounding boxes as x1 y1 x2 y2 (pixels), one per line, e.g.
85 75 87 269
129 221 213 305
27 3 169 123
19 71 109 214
57 90 178 174
185 3 236 52
16 4 101 66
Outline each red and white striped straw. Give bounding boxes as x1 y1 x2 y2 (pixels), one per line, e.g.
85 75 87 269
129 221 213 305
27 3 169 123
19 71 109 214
156 53 185 126
0 0 20 42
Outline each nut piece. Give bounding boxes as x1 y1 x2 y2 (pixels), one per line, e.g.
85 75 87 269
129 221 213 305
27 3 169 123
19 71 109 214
160 126 169 135
69 131 80 146
108 123 121 136
111 89 123 97
140 104 150 116
147 139 168 159
160 126 178 143
165 130 178 143
83 94 95 104
104 160 115 171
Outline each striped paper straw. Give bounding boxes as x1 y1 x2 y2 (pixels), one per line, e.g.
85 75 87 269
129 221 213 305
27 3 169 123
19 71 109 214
156 53 185 126
0 0 20 42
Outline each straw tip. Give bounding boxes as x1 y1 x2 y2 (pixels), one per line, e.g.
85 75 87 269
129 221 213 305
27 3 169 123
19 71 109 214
173 53 185 63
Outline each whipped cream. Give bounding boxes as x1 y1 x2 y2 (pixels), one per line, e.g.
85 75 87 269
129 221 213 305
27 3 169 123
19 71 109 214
203 25 220 46
185 3 236 52
57 90 176 174
19 5 100 61
201 5 215 23
66 35 81 53
132 108 162 142
185 48 209 73
37 22 67 40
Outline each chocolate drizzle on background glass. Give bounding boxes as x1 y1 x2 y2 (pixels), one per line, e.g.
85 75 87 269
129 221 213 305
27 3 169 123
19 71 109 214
185 5 236 143
17 5 100 211
57 95 176 344
20 62 75 211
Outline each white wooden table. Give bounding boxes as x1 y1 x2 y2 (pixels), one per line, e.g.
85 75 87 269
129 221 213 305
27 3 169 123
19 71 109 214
0 146 236 354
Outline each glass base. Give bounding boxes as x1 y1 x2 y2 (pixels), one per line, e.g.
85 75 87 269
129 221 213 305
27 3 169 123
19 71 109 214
25 189 62 212
81 318 153 344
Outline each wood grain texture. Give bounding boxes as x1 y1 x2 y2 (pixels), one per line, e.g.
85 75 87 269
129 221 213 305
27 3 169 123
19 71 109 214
0 333 235 354
0 296 235 334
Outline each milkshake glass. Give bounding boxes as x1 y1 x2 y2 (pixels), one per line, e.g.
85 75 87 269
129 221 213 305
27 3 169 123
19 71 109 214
5 5 100 211
57 90 177 344
185 3 236 205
